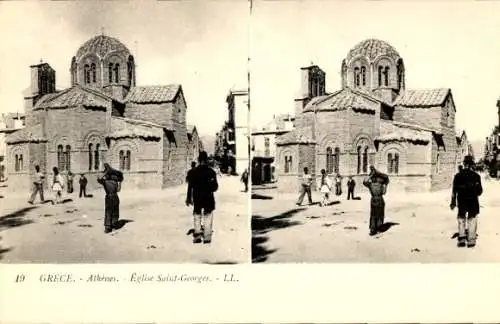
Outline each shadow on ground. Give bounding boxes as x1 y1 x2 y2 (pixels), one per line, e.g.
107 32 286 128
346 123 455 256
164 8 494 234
114 219 134 230
0 206 37 230
202 261 238 265
252 208 305 263
0 247 13 260
378 222 400 233
251 193 274 200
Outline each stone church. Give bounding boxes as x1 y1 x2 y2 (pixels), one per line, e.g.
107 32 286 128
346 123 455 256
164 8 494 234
276 39 466 193
6 35 201 192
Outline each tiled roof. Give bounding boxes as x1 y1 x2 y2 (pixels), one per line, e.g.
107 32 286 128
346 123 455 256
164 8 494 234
108 117 162 140
187 124 196 134
125 85 180 104
276 126 315 145
394 89 450 107
346 39 400 63
34 86 113 110
6 124 46 144
75 35 130 61
303 88 378 113
107 127 160 140
376 121 434 144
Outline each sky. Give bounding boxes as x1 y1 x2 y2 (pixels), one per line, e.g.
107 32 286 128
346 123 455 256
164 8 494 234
250 0 500 142
0 0 249 137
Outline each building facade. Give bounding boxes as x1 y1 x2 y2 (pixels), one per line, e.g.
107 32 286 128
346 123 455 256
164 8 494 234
483 98 500 176
251 114 294 184
276 39 463 193
5 35 201 192
0 113 25 182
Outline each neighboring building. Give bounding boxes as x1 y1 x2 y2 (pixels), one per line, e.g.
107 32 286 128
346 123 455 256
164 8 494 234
187 124 203 164
455 129 474 170
0 113 25 181
276 39 463 193
227 89 250 175
251 113 294 184
5 34 200 192
483 98 500 176
215 89 249 175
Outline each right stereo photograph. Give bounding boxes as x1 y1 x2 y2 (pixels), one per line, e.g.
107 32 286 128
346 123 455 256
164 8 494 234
250 0 500 263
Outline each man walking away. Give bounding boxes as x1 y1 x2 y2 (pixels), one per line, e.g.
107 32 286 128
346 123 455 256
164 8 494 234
28 165 45 204
79 173 88 198
98 163 123 233
450 155 483 248
186 151 219 244
347 176 356 200
363 166 389 236
296 167 313 206
241 168 249 192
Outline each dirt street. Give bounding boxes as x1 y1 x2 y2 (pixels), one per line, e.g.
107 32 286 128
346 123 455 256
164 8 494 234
0 176 249 264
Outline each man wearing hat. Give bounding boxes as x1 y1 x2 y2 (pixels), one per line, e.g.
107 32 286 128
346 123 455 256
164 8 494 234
450 155 483 248
186 151 219 244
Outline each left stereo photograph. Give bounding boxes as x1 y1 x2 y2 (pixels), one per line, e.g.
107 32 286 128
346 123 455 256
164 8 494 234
0 0 251 264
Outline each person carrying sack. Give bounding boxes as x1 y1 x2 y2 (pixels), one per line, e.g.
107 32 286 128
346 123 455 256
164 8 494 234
318 169 332 207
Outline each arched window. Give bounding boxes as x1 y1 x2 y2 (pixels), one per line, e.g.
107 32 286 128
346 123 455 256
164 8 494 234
326 147 333 174
384 67 390 86
57 145 64 171
18 155 23 171
264 137 270 157
94 144 100 170
126 150 131 171
362 147 368 173
128 60 133 86
394 153 399 174
387 153 393 173
88 144 93 171
334 147 340 173
361 66 366 86
357 146 361 174
114 64 120 83
108 63 113 83
284 155 292 174
14 154 19 172
378 66 383 86
65 145 71 171
354 67 360 87
84 64 90 84
91 63 96 83
119 150 125 170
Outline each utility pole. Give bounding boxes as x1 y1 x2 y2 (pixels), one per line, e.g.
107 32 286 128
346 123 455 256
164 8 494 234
247 0 253 176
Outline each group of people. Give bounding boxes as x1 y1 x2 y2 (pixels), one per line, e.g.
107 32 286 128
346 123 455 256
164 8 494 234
28 166 90 205
26 163 122 234
297 167 357 207
294 155 484 247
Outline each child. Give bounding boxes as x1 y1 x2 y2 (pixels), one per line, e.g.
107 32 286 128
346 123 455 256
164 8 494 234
318 169 332 207
51 167 65 204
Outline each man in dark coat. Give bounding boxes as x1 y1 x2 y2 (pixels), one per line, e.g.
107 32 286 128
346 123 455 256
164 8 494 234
186 151 219 244
363 166 389 236
79 173 88 198
347 176 356 200
450 155 483 248
98 163 123 233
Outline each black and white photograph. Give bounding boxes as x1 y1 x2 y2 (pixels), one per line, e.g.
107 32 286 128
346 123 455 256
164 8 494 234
0 0 250 264
250 1 500 263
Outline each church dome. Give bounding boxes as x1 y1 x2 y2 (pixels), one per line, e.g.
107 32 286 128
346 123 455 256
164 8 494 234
75 35 131 62
346 39 400 63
